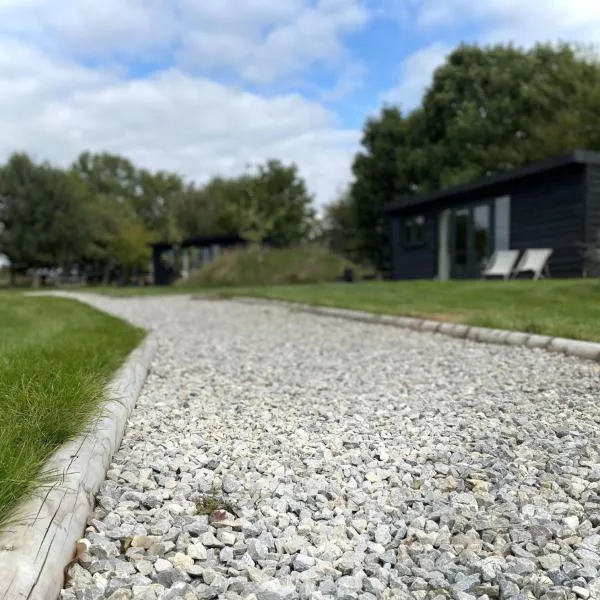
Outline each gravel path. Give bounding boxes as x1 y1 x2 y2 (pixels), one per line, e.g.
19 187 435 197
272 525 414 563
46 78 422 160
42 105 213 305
61 295 600 600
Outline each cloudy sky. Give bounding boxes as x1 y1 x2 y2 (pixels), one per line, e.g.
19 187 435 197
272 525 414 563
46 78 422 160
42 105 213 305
0 1 599 206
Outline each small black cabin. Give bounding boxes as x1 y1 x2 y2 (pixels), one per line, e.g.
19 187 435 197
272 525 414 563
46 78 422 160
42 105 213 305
382 150 600 280
151 233 248 286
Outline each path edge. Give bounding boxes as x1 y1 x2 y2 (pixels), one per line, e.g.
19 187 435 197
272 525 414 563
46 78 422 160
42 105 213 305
0 331 157 600
223 296 600 363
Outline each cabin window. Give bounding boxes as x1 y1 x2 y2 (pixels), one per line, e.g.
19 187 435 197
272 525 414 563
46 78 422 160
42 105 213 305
474 203 491 268
404 215 426 247
494 195 511 250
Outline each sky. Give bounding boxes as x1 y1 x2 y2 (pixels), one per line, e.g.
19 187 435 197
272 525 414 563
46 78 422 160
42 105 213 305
0 1 600 207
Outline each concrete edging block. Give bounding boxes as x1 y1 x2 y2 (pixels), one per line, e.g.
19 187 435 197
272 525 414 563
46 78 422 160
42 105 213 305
377 315 403 327
403 318 422 331
467 327 509 344
404 318 423 330
420 320 441 333
524 334 553 349
371 314 419 330
0 333 157 600
548 338 600 361
504 331 531 346
438 323 470 338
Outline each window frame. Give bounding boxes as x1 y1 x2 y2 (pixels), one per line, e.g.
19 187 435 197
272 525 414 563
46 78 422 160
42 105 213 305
403 214 426 248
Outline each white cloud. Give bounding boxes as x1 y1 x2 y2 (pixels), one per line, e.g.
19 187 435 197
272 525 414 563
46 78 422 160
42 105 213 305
382 42 450 111
417 0 600 45
0 39 358 205
0 0 369 84
173 0 370 83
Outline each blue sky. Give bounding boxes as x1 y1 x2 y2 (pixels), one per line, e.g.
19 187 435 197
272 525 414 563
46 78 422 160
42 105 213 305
0 0 598 206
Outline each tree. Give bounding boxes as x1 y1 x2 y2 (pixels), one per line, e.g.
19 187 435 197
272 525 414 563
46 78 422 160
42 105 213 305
348 106 411 271
418 41 600 187
320 189 358 260
73 151 185 243
215 160 316 246
0 153 42 279
172 177 240 240
111 208 154 280
0 153 91 283
136 168 184 242
83 194 153 284
73 151 138 200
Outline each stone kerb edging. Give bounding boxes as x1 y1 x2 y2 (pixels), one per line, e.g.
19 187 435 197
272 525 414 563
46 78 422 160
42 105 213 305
227 296 600 363
0 325 157 600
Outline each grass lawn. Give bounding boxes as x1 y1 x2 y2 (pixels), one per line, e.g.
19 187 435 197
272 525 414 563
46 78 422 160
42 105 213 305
0 294 144 530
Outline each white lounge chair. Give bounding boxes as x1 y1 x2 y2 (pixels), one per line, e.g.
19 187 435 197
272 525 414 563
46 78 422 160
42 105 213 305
481 250 520 279
512 248 553 280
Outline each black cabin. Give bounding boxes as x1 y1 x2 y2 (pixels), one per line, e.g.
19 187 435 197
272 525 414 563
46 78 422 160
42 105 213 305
151 233 248 286
382 150 600 280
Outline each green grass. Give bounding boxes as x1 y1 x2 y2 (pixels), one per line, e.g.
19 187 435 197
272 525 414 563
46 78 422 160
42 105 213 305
0 294 144 530
195 486 237 517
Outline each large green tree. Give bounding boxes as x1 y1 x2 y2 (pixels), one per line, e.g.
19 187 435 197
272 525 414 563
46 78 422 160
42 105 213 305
83 194 153 284
214 160 316 246
172 176 244 240
419 41 600 187
0 153 91 282
349 106 413 270
73 151 184 242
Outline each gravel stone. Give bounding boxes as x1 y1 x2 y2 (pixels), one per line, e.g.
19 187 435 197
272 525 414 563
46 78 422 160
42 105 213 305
336 575 362 599
222 473 241 493
362 577 385 595
256 580 298 600
106 590 132 600
374 525 391 546
200 532 223 548
171 552 194 570
539 554 563 571
154 558 172 573
187 542 208 560
248 539 270 561
58 295 600 600
293 554 316 572
218 530 236 546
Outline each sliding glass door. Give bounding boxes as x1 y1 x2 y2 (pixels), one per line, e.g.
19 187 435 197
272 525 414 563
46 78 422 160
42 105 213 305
451 203 492 278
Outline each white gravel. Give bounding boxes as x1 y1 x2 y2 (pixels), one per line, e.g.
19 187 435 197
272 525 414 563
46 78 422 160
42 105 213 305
60 295 600 600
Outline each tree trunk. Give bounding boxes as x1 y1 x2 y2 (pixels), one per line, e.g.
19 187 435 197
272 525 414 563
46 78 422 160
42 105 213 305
9 267 16 287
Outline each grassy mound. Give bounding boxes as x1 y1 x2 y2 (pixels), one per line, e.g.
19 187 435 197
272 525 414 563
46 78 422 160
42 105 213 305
0 294 144 530
179 245 363 287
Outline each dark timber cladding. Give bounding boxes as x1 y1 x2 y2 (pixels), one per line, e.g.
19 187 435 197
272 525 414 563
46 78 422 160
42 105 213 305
381 150 600 280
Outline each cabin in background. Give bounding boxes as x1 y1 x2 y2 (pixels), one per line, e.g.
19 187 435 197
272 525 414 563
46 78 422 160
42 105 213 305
381 150 600 280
